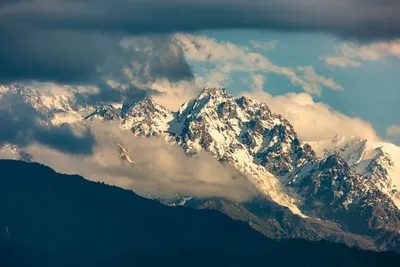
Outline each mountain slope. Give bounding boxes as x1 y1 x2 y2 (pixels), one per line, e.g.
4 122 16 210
113 87 400 251
1 160 399 267
1 84 399 252
289 155 400 238
89 87 400 248
309 136 400 208
0 83 90 126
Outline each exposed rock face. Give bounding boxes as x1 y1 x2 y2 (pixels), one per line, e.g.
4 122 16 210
87 86 399 251
121 96 174 137
309 136 400 209
1 85 399 252
85 105 121 121
289 155 400 236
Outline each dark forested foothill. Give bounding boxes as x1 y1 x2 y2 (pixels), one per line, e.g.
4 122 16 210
0 160 399 267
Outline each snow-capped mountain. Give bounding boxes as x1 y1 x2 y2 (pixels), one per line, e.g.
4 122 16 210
289 154 400 241
0 83 92 126
1 84 399 252
309 136 400 208
82 86 400 250
86 87 313 215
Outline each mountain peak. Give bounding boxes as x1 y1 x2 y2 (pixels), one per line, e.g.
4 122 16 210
142 95 156 104
322 154 348 169
199 86 231 99
135 95 158 109
85 104 120 121
121 94 160 117
130 94 156 106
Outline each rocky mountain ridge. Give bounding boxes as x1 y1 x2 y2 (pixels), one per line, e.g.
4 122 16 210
1 84 399 252
309 136 400 208
83 86 400 251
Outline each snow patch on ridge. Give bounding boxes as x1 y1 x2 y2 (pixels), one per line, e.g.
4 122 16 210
309 136 400 208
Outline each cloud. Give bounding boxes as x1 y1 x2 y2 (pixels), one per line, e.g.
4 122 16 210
2 0 400 40
323 57 361 68
117 36 194 84
0 19 195 88
250 40 278 50
251 74 265 92
146 79 200 111
387 125 400 137
2 0 400 84
0 91 95 154
81 35 197 106
323 40 400 68
17 121 257 202
242 91 379 141
0 33 198 111
95 36 200 110
296 66 343 94
0 26 120 84
176 34 342 96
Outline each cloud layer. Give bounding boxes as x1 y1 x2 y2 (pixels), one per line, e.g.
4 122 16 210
387 125 400 137
0 24 194 87
0 34 198 113
2 0 400 83
242 91 379 141
323 40 400 68
2 0 400 39
16 121 257 202
177 34 342 96
0 89 96 154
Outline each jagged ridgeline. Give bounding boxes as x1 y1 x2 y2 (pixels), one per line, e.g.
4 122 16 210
1 85 400 252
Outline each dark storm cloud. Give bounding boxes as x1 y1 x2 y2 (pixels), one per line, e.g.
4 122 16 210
102 35 194 86
0 24 121 84
119 36 194 83
2 0 400 39
1 0 399 83
0 93 95 154
0 20 193 84
76 35 194 105
34 123 95 155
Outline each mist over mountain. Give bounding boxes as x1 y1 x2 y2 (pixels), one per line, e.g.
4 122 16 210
1 85 399 253
1 0 399 265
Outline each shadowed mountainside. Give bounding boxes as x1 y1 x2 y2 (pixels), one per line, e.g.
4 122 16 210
0 160 399 267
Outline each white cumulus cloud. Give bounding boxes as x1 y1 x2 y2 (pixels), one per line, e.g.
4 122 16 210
387 125 400 137
176 34 342 96
242 91 379 141
323 40 400 68
250 40 278 50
